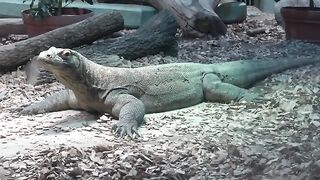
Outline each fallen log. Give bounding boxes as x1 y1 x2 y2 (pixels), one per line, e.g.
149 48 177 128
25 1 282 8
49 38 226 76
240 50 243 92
0 11 124 72
98 0 226 37
26 10 178 85
122 0 226 37
0 18 26 37
77 10 178 62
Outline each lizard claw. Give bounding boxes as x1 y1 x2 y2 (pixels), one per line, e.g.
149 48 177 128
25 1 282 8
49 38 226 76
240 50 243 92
20 108 33 115
7 107 23 114
240 92 267 103
20 107 36 115
20 104 47 115
120 128 126 137
111 121 140 139
132 126 140 137
7 104 32 115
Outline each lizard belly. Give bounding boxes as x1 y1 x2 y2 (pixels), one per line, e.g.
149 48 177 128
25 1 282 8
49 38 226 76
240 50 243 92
73 92 111 114
141 83 204 113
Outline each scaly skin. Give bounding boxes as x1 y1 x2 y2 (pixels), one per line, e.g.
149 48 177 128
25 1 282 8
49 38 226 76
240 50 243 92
21 47 319 138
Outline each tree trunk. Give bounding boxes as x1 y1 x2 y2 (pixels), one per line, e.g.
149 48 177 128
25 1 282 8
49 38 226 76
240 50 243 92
0 12 124 72
26 10 178 85
0 18 26 37
141 0 226 37
77 10 178 62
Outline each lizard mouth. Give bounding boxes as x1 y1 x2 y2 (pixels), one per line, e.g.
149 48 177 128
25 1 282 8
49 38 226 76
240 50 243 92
37 47 77 72
36 56 69 72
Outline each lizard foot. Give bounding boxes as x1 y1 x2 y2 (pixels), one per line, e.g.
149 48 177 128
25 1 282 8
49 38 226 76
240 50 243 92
112 121 140 139
8 104 34 115
240 92 268 103
20 105 45 115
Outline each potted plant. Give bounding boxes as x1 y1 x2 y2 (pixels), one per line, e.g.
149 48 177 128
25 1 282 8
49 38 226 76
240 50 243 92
280 0 320 44
22 0 94 37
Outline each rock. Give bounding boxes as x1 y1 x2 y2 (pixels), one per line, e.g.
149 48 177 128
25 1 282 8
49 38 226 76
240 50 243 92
311 121 320 127
0 166 11 179
99 115 112 122
10 161 26 170
114 149 123 155
23 160 35 166
98 171 109 178
169 154 180 163
68 167 83 177
96 119 104 123
0 134 6 138
83 127 92 131
61 127 71 132
121 161 132 169
68 147 81 157
0 91 8 101
279 100 297 112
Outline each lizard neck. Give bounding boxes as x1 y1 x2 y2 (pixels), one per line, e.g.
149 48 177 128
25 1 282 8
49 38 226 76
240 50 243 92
52 55 99 95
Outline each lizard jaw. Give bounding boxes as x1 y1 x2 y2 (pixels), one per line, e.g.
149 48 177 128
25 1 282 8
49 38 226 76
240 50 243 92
37 47 68 69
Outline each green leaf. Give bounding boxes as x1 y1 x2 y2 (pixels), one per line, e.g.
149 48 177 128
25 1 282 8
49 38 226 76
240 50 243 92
28 0 35 9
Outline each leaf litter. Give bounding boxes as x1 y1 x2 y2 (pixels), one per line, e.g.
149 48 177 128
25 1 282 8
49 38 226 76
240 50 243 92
0 7 320 180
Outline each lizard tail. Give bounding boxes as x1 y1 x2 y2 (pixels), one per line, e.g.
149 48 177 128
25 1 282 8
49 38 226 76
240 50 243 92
211 56 319 88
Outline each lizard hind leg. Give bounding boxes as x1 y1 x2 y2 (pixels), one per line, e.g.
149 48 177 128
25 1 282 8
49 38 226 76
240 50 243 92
202 73 264 103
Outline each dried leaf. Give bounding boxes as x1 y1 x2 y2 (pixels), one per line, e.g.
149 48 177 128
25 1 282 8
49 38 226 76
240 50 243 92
279 100 297 112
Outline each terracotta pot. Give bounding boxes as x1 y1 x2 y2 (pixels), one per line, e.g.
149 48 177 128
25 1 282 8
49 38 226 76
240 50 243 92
22 7 94 37
281 7 320 43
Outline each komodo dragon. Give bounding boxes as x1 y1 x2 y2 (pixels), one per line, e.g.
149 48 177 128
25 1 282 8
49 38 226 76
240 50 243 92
21 47 319 138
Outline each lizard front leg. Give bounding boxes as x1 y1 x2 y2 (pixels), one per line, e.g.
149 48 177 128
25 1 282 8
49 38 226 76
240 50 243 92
106 92 145 138
21 90 80 114
203 74 265 103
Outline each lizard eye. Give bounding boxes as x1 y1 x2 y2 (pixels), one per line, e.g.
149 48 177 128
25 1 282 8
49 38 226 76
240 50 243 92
60 50 72 60
62 50 71 58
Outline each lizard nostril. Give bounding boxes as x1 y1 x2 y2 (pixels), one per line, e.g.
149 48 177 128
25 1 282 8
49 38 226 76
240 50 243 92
46 54 51 58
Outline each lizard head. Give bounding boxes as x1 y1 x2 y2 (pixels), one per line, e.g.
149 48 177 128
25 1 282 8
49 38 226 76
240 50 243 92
37 47 81 71
37 47 89 90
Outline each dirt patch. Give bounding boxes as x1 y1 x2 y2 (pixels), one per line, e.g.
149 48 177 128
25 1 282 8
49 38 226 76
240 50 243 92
0 7 320 179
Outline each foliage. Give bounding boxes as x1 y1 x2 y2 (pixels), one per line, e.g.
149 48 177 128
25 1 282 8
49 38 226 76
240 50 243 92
22 0 93 20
